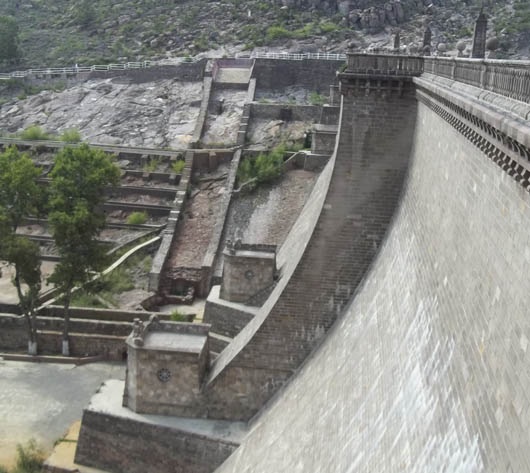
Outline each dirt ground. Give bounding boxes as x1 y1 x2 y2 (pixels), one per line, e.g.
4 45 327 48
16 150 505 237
215 168 319 274
169 165 230 268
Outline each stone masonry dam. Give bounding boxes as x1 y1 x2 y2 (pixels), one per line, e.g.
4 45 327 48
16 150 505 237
213 56 530 472
73 54 530 473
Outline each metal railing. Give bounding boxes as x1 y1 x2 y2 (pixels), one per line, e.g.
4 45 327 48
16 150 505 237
252 52 346 61
0 61 152 80
423 57 530 104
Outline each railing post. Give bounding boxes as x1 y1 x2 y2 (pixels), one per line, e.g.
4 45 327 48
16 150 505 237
480 61 487 88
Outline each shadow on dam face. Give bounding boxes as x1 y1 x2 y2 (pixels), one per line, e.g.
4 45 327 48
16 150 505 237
215 90 530 471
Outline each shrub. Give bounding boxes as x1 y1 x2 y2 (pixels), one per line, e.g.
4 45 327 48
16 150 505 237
59 129 81 143
143 158 160 172
172 159 185 174
266 25 291 41
12 440 44 473
237 144 285 192
292 23 316 39
170 309 190 322
19 125 50 141
309 91 326 106
103 267 135 293
126 211 148 225
319 21 339 34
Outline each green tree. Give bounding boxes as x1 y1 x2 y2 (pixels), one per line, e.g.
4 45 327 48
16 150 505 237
0 146 42 354
0 16 20 64
2 235 42 355
48 144 120 356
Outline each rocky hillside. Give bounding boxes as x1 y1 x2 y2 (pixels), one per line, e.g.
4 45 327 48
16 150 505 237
0 0 527 69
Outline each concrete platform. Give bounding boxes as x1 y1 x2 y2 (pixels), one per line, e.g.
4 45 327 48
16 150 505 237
75 380 247 473
0 360 125 469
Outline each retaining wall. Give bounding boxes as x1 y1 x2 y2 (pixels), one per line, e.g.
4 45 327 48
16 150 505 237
0 314 128 359
252 58 343 92
204 287 258 339
249 103 320 122
76 381 243 473
88 61 207 83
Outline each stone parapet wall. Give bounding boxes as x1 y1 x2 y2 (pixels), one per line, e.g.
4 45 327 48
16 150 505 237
423 57 530 104
0 314 130 359
39 306 159 323
252 58 342 92
192 77 214 146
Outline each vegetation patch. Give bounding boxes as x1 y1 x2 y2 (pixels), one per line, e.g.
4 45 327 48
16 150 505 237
309 91 326 106
70 252 152 308
237 143 286 192
0 440 44 473
19 125 51 141
170 309 192 322
59 128 82 143
143 157 160 172
171 159 185 174
126 211 148 225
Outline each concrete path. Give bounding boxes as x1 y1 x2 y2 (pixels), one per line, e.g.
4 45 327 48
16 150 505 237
0 359 124 469
215 68 251 84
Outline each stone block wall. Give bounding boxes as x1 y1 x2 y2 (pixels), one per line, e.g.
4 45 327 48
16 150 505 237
215 85 530 473
0 314 129 359
88 61 207 83
127 348 207 416
252 58 342 92
220 247 276 303
203 81 418 420
76 383 241 473
249 103 321 122
204 287 258 338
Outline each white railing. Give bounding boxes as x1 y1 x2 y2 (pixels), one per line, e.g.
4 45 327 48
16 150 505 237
0 61 152 80
252 52 346 61
0 53 345 80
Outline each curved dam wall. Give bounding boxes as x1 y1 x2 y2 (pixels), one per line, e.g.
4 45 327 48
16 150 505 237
215 88 530 470
204 81 418 420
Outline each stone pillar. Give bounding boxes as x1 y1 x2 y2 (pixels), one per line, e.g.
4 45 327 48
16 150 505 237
220 241 277 303
422 26 432 54
471 10 488 58
393 30 400 52
124 316 210 417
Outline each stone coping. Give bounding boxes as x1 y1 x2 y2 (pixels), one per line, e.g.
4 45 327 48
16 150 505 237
414 74 530 148
139 331 207 353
